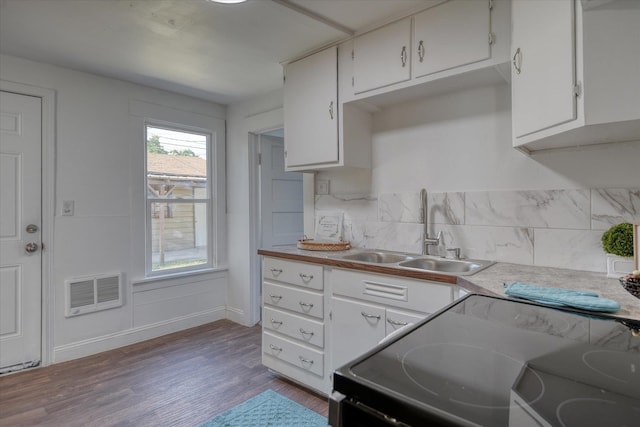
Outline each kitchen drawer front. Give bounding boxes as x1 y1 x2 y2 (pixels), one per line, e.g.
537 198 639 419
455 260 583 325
263 281 324 319
385 307 427 336
263 331 324 377
264 306 324 348
330 268 453 314
263 257 323 290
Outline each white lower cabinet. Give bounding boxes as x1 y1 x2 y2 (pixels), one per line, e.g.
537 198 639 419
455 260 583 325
261 257 457 395
261 257 328 394
329 268 454 375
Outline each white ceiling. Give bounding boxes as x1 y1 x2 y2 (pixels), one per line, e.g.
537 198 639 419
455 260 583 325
0 0 433 104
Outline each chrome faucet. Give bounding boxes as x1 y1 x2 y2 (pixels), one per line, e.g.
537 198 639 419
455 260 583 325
420 188 442 255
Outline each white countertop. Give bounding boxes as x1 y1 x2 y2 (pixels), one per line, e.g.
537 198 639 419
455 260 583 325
459 262 640 320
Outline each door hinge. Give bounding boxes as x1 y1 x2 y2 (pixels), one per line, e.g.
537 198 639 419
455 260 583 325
573 82 582 98
351 76 354 87
329 311 332 320
488 32 494 45
351 50 354 60
284 150 287 158
257 153 262 165
489 0 493 10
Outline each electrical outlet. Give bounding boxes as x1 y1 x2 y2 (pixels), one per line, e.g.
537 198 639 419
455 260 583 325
62 200 74 216
316 180 329 195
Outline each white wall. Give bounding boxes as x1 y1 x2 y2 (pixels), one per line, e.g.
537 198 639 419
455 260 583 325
226 90 284 325
1 54 229 362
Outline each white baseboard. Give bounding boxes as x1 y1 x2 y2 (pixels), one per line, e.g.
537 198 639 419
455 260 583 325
226 306 253 326
53 307 227 363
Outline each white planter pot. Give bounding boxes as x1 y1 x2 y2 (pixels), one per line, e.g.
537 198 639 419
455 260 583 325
606 254 634 278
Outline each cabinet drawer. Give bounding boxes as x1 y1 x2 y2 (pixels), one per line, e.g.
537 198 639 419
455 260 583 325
331 268 453 314
263 331 324 377
263 281 324 319
263 257 323 290
264 306 324 348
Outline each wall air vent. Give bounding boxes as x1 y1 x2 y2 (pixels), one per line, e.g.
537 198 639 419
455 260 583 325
65 273 123 317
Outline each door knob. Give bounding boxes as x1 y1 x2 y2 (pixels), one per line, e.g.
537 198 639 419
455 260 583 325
25 242 39 253
26 224 39 233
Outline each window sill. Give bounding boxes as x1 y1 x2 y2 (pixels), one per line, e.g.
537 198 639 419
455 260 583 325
132 266 229 286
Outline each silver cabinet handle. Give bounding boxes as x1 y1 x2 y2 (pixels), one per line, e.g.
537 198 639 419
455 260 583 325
270 318 283 326
401 46 407 67
299 328 314 337
269 268 283 274
387 318 408 326
299 356 314 365
299 273 314 281
418 40 425 63
361 311 381 320
269 344 282 352
513 47 522 74
329 101 334 120
269 294 282 301
299 302 314 308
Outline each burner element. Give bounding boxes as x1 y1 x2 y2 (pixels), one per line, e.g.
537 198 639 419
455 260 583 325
557 398 640 427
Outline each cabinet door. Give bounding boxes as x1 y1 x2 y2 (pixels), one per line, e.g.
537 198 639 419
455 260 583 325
511 0 576 139
284 46 338 168
413 0 491 79
353 18 411 94
331 296 385 370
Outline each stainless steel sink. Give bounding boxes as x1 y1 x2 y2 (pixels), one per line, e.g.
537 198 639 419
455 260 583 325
339 251 416 264
334 249 494 276
398 258 493 275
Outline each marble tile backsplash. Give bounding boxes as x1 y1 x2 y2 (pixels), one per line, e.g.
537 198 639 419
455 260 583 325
315 188 640 273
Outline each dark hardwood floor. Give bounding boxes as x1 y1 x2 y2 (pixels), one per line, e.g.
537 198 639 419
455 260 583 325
0 320 329 426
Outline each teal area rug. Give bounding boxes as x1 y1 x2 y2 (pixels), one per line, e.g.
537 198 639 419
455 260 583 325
199 389 327 427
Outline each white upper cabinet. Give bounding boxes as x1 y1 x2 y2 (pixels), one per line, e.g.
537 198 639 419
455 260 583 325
352 18 412 94
344 0 510 104
284 46 338 169
413 0 491 79
511 0 577 140
512 0 640 153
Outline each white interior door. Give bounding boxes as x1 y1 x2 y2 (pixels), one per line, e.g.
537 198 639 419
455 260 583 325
260 135 303 248
0 90 42 372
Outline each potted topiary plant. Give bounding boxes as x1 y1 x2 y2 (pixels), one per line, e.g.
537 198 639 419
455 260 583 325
602 222 634 278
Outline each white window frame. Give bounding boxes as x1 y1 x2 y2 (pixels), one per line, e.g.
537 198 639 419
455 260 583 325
129 100 227 283
144 119 216 278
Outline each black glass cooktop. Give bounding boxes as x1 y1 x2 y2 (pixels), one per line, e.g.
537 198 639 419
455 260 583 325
333 294 640 427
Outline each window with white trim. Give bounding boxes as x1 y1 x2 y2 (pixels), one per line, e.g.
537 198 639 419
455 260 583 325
145 124 214 275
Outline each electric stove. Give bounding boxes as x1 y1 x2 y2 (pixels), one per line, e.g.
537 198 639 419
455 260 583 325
329 294 640 426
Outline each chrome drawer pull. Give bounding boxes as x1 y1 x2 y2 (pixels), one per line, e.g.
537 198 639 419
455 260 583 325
299 328 314 337
361 311 381 320
270 268 283 274
269 294 282 301
299 356 314 365
387 318 408 326
269 344 283 352
299 273 314 281
270 318 283 326
299 301 314 308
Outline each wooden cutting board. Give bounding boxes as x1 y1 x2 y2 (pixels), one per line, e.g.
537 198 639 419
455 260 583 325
297 239 351 251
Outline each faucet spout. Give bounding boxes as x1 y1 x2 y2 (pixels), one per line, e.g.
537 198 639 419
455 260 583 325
420 189 441 255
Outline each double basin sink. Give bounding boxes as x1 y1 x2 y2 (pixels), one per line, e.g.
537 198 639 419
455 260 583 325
332 250 494 276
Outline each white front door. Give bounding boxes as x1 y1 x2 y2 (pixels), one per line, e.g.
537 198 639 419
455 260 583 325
0 90 42 372
260 135 303 248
